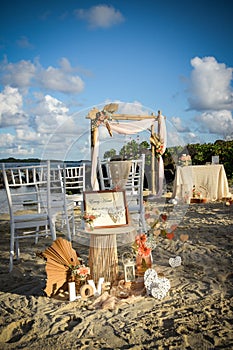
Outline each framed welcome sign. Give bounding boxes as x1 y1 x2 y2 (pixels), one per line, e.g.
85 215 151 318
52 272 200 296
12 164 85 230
83 190 129 228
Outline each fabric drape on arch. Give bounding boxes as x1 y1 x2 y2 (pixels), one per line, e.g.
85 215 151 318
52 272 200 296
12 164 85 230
91 116 167 197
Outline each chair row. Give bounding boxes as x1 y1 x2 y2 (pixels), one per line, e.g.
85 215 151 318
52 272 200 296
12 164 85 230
1 161 87 272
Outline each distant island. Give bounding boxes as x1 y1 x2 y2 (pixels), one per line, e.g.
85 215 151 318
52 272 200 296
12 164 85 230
0 157 42 163
0 157 90 164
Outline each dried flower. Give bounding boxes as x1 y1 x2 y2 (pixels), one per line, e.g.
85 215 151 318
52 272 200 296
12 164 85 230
150 133 165 158
192 186 201 198
178 154 192 166
82 212 97 230
69 264 90 279
132 233 152 257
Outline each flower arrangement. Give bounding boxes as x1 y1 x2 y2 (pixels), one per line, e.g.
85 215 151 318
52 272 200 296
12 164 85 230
132 233 152 257
178 154 192 166
155 140 164 157
82 212 97 230
150 133 164 158
132 233 154 275
192 185 201 198
69 263 90 280
91 109 113 136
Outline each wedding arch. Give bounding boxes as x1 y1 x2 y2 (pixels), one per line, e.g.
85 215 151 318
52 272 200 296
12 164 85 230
86 103 167 197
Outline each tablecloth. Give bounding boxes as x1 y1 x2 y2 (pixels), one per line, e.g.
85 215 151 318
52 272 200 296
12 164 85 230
172 164 230 201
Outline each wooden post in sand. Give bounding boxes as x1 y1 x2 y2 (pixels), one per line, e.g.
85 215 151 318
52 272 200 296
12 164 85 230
151 124 156 194
156 110 162 194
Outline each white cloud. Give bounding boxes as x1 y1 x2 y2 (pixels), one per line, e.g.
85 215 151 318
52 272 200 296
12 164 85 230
0 58 36 91
117 101 149 115
0 133 14 147
184 132 201 144
0 55 88 158
188 56 233 111
0 86 28 127
38 66 84 93
0 57 85 94
74 5 124 29
33 94 69 116
195 110 233 138
0 132 35 156
33 94 71 133
12 145 35 156
16 127 39 142
171 116 190 132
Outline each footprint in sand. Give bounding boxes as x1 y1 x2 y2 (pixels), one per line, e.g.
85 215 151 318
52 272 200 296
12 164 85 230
0 319 34 343
49 315 83 335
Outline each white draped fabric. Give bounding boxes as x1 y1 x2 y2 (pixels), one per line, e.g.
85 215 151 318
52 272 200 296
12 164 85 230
91 116 167 197
156 115 167 197
91 130 100 191
110 119 154 134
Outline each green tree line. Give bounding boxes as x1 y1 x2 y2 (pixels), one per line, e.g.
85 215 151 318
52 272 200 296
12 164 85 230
104 139 233 180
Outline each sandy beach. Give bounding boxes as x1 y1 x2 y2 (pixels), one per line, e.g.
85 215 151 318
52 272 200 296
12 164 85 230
0 199 233 350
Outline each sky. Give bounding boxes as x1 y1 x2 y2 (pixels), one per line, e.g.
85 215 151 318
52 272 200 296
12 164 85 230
0 0 233 161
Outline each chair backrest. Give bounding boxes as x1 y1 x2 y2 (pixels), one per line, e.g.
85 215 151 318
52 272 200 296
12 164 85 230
98 155 145 193
50 164 64 198
124 156 145 197
63 164 86 195
2 161 51 217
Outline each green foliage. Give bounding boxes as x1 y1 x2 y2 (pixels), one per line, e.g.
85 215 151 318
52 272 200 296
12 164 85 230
119 140 150 160
103 148 117 159
102 139 233 180
186 140 233 178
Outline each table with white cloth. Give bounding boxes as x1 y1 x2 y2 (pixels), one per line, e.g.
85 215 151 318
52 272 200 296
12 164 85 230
172 164 230 201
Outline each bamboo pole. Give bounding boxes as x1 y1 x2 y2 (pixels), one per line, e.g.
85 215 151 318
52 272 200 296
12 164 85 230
86 112 156 121
151 124 155 194
156 110 162 193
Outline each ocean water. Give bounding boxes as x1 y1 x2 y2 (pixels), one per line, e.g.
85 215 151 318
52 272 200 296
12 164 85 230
0 188 8 214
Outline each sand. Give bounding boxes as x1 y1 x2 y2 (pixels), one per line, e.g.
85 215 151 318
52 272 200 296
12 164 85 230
0 201 233 350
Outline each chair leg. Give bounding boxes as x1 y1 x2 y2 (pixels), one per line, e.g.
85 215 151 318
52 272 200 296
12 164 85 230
69 212 76 240
50 219 57 241
9 224 15 272
35 225 40 244
140 212 147 232
65 215 72 241
9 252 14 272
15 238 20 260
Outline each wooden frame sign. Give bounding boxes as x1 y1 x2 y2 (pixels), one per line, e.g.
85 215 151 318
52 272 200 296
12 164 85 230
83 190 129 228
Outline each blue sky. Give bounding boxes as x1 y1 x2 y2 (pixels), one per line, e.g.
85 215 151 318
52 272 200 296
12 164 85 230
0 0 233 160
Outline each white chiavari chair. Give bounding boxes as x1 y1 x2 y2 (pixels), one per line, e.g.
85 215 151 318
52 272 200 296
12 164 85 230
2 161 56 272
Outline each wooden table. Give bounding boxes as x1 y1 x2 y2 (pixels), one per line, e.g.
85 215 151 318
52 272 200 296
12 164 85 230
172 164 230 201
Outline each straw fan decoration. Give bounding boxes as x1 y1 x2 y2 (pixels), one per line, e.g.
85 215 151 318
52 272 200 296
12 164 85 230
42 237 81 297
